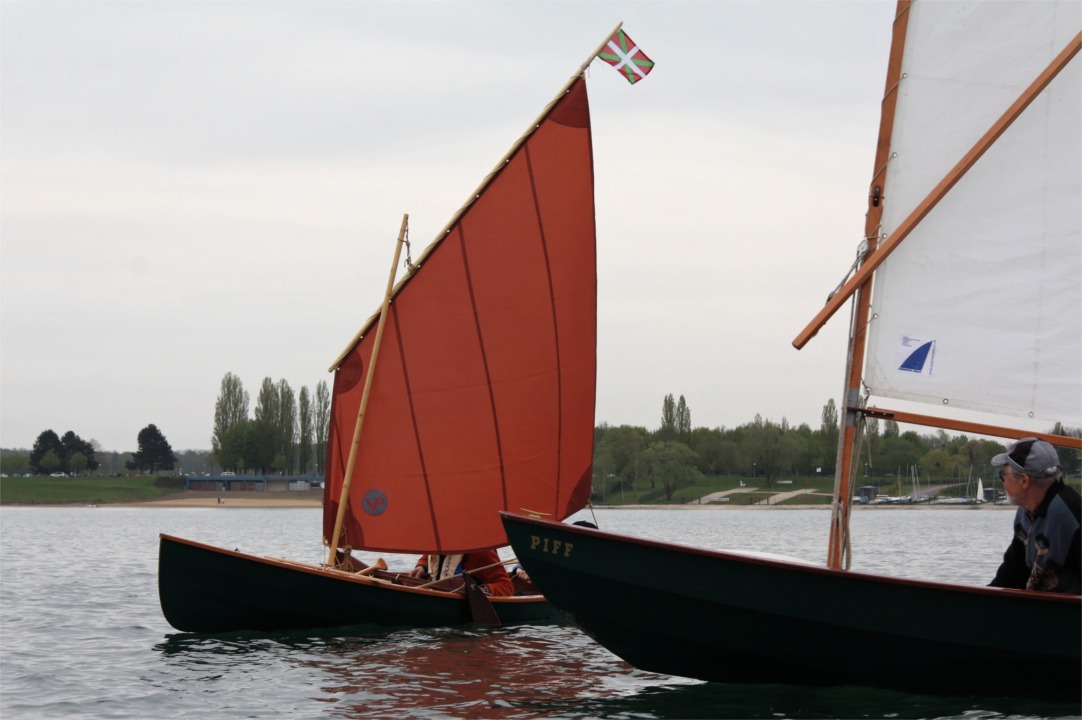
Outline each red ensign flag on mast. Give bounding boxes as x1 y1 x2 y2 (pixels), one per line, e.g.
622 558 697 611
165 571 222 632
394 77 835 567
598 29 654 85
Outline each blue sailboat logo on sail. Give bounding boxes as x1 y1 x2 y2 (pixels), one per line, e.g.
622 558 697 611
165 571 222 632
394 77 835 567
898 336 935 374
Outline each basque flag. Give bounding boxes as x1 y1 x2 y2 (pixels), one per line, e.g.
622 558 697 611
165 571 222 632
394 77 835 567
598 29 655 85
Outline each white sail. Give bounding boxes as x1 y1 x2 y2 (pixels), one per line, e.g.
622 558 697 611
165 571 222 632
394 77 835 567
976 478 985 503
863 0 1082 427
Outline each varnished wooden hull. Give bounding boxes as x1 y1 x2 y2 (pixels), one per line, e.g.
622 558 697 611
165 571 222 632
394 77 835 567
158 533 564 633
501 513 1082 698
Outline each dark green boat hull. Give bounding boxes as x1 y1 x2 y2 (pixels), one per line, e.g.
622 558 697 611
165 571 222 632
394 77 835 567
159 533 564 633
501 513 1082 699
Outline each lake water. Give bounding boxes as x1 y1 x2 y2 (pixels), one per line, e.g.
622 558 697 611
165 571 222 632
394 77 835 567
1 505 1079 719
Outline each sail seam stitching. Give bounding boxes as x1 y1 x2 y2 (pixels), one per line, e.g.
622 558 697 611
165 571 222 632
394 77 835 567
392 303 443 550
458 227 509 512
524 145 564 517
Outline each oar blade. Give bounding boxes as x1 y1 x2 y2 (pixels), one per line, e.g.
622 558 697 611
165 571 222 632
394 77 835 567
463 575 501 626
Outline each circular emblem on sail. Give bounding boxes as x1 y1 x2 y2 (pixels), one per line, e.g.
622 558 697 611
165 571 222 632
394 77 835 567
337 353 364 393
361 489 388 516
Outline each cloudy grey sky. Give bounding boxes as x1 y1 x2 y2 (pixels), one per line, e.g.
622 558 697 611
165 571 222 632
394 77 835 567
1 0 898 452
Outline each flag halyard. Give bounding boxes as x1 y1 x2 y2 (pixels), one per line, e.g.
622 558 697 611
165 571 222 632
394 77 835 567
598 29 654 85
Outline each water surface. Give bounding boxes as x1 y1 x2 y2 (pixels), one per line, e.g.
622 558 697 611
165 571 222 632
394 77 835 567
1 505 1077 719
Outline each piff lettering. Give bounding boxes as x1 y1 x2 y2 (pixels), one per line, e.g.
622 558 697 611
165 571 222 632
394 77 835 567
530 534 574 558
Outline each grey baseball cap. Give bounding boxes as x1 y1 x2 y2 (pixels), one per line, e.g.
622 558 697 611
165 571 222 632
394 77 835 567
992 437 1060 479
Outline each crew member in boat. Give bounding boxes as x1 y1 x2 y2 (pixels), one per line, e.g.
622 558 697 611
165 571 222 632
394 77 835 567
410 551 514 596
989 438 1081 594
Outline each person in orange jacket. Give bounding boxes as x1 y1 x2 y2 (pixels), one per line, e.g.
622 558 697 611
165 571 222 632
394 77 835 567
409 549 513 596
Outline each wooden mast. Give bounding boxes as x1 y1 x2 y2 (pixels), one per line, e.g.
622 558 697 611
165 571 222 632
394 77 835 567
825 0 911 570
326 213 409 566
810 8 1081 569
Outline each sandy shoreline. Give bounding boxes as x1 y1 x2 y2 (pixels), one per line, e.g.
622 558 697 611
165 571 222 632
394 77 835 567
105 490 326 508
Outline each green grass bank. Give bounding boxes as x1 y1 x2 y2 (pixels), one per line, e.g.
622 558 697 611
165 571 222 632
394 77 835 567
0 475 184 505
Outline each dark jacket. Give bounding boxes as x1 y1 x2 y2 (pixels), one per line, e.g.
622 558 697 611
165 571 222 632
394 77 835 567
990 481 1081 594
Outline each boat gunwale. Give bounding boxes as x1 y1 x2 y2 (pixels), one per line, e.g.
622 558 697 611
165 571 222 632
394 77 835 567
159 532 545 604
499 513 1082 605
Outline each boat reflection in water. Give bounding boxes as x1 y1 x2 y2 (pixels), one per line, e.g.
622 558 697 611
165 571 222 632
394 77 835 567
303 626 651 718
155 624 1081 719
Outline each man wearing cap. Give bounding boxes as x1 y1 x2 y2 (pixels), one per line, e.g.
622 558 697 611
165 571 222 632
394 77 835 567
989 437 1081 594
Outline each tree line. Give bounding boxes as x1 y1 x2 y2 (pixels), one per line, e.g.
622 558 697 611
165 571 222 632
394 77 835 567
212 372 330 476
593 395 1082 502
1 371 332 478
16 424 178 476
4 388 1078 489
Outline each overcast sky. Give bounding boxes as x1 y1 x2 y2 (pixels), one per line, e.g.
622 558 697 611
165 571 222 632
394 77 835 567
1 0 900 452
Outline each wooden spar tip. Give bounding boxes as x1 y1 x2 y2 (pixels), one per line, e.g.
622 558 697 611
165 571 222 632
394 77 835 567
580 22 623 74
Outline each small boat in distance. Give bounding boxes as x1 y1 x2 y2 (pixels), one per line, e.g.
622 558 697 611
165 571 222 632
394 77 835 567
504 0 1081 698
157 24 629 633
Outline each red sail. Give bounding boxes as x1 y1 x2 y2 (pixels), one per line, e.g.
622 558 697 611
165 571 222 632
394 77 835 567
323 77 596 554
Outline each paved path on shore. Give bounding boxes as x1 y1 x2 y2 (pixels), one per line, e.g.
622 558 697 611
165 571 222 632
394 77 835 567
753 488 824 505
690 487 832 505
689 487 759 504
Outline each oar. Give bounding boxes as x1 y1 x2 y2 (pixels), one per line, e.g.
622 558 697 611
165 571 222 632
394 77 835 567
462 574 501 627
411 558 515 626
357 558 387 576
457 558 517 626
413 557 519 590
